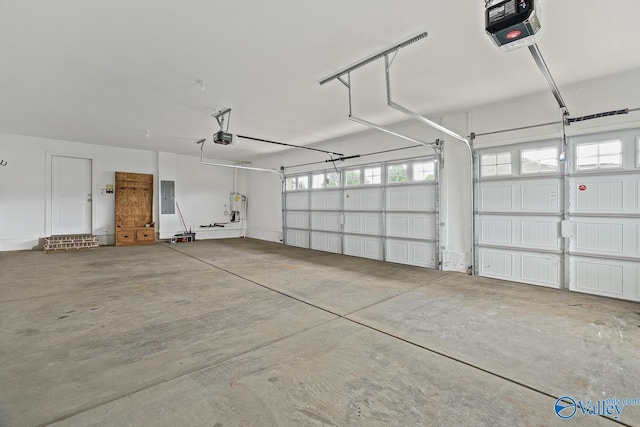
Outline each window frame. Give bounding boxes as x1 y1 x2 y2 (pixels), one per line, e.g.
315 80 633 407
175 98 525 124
412 160 436 182
520 146 559 175
309 171 342 189
285 157 437 191
575 139 623 171
480 151 512 177
344 168 362 187
296 175 309 190
311 173 325 189
285 175 310 191
386 163 409 184
363 166 382 185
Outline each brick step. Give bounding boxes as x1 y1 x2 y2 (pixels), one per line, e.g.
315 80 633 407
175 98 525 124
44 234 99 253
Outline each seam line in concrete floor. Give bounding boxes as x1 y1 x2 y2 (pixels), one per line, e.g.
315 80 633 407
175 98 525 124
341 319 628 426
340 272 456 317
164 243 455 322
39 317 339 427
165 243 629 427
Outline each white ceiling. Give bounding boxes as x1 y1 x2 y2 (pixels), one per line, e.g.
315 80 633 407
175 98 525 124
1 1 640 162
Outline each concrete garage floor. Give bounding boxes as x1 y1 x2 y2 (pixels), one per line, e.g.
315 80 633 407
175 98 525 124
1 239 639 426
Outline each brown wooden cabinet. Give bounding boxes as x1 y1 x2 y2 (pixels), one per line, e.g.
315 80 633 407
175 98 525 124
114 172 155 246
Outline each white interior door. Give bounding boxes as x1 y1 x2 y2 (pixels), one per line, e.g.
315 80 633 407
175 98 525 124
52 156 92 235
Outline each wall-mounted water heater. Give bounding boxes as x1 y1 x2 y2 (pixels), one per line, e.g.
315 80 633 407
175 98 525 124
486 0 540 51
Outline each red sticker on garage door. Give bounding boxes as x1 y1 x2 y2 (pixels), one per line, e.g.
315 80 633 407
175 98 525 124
578 184 587 191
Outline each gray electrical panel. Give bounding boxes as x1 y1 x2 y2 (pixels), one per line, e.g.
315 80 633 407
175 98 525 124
161 180 175 214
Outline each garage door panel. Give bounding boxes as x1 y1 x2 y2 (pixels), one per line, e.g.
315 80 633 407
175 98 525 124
479 249 513 280
570 174 637 213
310 212 341 232
479 247 561 288
521 254 561 287
386 185 436 211
480 217 513 245
286 192 309 210
286 229 309 248
576 181 623 211
479 215 561 251
570 256 639 300
344 188 383 211
521 218 560 249
480 184 513 211
286 211 309 229
570 217 637 257
521 181 561 211
480 178 561 213
344 212 382 235
311 232 341 253
386 213 436 240
310 191 341 210
386 239 436 268
344 235 383 260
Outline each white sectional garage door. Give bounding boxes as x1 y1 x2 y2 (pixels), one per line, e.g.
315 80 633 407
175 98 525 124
284 156 440 269
475 139 564 289
567 130 640 302
475 128 640 302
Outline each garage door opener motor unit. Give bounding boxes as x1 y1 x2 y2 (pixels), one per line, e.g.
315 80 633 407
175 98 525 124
486 0 540 51
212 108 237 146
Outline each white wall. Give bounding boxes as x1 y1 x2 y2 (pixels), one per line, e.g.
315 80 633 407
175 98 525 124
0 133 158 250
247 67 640 272
157 152 248 240
0 133 243 251
2 67 639 262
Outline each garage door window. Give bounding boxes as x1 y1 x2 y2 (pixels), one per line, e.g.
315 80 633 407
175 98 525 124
312 173 325 189
575 140 622 170
286 175 309 191
481 152 512 177
364 167 382 185
311 171 341 189
326 172 340 187
521 147 558 174
297 175 308 190
387 164 408 183
346 169 361 186
413 160 436 181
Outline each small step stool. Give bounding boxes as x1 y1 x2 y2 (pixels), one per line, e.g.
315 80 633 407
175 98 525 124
44 234 99 253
